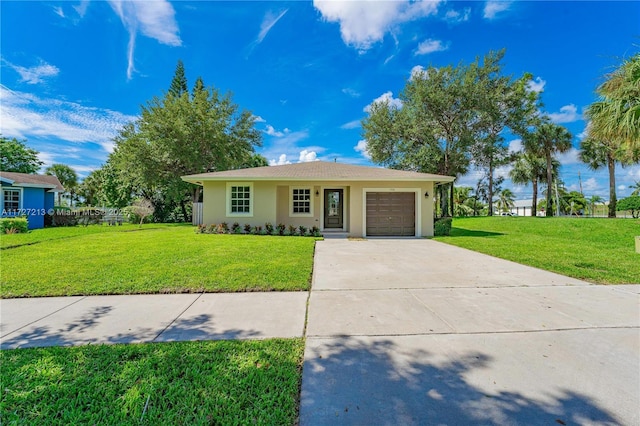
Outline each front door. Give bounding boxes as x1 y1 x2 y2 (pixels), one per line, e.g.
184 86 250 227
324 189 343 229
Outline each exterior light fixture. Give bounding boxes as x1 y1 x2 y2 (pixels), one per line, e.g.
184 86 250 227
315 190 319 196
424 191 429 198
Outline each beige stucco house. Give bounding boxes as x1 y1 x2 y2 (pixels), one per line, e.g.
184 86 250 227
182 161 454 237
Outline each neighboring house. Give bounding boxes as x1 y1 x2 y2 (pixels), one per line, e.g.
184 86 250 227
182 161 454 237
0 172 64 229
507 199 535 217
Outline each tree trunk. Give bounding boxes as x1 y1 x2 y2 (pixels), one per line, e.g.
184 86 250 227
546 153 553 217
449 183 454 217
488 161 494 216
532 179 538 217
607 155 617 218
180 199 190 223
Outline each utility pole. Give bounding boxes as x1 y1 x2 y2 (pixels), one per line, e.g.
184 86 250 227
578 171 583 195
555 179 561 216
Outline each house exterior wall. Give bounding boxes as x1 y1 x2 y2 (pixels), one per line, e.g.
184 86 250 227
201 180 437 237
0 185 47 229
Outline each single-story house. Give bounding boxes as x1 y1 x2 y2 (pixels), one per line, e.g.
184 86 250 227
182 161 455 237
0 171 65 229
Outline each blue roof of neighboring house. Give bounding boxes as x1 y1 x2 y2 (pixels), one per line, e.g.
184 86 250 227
0 171 64 192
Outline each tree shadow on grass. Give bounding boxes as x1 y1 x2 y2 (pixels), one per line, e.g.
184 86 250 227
448 227 504 238
300 337 621 425
1 309 261 350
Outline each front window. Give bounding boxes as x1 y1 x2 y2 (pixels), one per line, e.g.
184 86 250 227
292 188 311 215
227 183 253 216
3 189 20 214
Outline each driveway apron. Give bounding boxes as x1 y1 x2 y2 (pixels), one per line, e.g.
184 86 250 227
300 239 640 425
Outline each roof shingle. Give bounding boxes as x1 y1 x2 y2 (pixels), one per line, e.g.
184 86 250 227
0 171 65 191
182 161 454 183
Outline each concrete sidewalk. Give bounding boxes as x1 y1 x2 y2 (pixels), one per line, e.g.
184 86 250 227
0 292 308 349
300 239 640 426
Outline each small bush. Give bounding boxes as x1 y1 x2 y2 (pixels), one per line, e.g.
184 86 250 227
298 225 308 236
0 217 28 234
265 222 274 234
231 222 240 233
277 223 286 236
233 226 243 234
51 207 78 227
244 224 252 234
207 224 217 234
220 222 229 233
311 226 321 237
196 224 207 234
434 217 452 236
288 225 297 236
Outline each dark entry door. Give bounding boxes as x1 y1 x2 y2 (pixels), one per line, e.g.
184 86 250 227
324 189 343 229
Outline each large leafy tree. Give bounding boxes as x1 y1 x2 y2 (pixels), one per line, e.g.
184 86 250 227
45 164 78 206
109 61 262 222
522 121 573 216
579 136 630 217
616 195 640 218
471 50 540 216
509 151 559 216
585 54 639 162
0 137 43 173
363 50 535 217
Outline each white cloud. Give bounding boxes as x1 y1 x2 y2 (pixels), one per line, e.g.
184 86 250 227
526 76 546 93
252 115 266 123
342 88 361 98
53 6 65 18
299 150 318 162
313 0 441 51
483 1 512 19
73 0 90 18
354 140 371 159
410 65 426 80
415 38 449 55
340 120 361 130
3 59 60 85
270 154 291 166
556 148 581 165
508 139 522 153
107 0 181 80
582 177 601 192
257 9 288 44
548 104 582 124
0 84 137 153
443 8 470 24
617 184 627 191
264 125 291 137
364 91 403 113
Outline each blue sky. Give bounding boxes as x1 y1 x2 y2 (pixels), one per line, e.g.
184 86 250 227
1 0 639 200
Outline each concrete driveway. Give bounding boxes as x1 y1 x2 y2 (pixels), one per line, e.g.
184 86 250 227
300 239 640 425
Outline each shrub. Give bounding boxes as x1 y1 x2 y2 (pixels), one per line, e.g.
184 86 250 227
196 224 207 234
298 225 308 236
233 226 243 234
0 217 28 234
244 223 252 234
311 226 321 237
288 225 297 235
51 207 78 227
434 217 453 236
220 222 229 233
207 224 217 234
231 222 240 233
265 222 274 234
277 223 286 236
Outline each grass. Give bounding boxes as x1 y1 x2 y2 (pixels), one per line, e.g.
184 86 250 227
0 339 304 425
433 216 640 284
1 225 316 298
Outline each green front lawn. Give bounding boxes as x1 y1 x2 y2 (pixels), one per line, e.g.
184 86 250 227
434 217 640 284
0 339 304 425
1 225 315 298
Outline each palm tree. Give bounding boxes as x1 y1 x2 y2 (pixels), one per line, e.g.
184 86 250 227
45 164 78 207
579 136 629 217
586 54 639 162
630 181 640 196
523 121 572 216
588 195 604 217
510 151 559 216
496 188 515 213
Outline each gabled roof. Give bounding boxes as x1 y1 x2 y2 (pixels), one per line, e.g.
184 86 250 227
182 161 455 184
0 171 65 192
